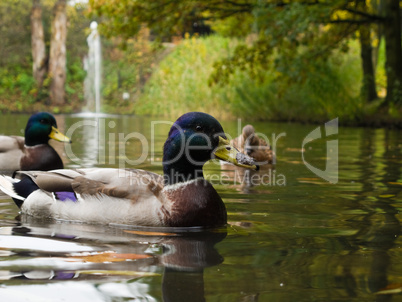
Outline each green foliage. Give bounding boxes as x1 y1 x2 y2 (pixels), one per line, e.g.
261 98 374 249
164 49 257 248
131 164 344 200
0 54 86 111
88 1 360 89
0 66 35 95
67 3 91 59
88 0 402 122
135 36 238 118
136 35 364 123
210 1 359 90
0 65 35 110
219 39 364 122
99 27 161 113
209 14 254 37
0 0 32 67
89 0 256 40
209 39 272 86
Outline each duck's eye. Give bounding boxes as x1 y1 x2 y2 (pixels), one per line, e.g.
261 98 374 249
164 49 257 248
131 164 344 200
195 125 202 131
39 119 46 124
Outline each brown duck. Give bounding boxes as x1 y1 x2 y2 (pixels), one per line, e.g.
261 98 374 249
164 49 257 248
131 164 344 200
231 124 275 165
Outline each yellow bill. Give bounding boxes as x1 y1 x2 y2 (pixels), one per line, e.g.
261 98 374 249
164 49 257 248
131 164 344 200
49 126 71 143
214 136 258 170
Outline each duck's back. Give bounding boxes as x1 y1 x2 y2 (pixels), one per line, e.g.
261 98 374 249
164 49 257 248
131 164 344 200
0 136 25 171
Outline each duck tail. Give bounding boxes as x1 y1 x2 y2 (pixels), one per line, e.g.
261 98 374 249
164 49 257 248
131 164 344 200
0 175 41 208
0 175 24 201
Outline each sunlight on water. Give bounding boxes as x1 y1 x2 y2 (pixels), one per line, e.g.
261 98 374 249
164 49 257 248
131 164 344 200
0 114 402 301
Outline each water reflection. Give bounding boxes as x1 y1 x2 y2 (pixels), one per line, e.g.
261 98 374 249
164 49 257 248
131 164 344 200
0 217 226 302
161 231 226 302
354 127 401 299
220 163 278 194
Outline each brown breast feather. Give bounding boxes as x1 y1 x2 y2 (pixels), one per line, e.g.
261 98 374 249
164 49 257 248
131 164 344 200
21 144 64 171
162 179 226 227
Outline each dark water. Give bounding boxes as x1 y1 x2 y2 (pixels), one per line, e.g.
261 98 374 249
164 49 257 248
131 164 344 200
0 113 402 301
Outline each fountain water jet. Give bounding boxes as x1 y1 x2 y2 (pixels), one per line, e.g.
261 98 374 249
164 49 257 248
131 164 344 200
84 21 102 115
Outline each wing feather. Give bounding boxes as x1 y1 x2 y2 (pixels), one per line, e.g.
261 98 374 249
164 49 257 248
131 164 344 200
17 168 164 202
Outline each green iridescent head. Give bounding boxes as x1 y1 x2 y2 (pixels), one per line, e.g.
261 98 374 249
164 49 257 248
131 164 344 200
24 112 71 146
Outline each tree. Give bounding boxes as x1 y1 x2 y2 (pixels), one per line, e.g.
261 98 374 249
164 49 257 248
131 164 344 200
89 0 402 106
382 0 402 105
49 0 67 105
30 0 67 105
357 0 378 102
31 0 46 88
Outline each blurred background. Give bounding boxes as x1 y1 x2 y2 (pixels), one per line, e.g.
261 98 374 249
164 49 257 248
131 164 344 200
0 0 401 126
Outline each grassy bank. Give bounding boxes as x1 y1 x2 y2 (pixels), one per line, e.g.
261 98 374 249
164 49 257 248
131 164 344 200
135 35 400 126
134 36 239 120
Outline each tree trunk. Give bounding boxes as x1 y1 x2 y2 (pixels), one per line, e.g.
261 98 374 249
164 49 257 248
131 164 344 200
371 0 384 71
30 0 46 88
359 24 377 102
383 0 402 105
49 0 67 105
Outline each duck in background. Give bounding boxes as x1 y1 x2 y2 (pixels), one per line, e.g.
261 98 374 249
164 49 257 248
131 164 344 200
0 112 71 172
222 124 276 193
231 124 275 165
0 112 257 227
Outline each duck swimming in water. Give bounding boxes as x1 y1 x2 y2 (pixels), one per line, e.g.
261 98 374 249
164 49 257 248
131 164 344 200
0 112 71 172
231 124 275 165
0 112 257 228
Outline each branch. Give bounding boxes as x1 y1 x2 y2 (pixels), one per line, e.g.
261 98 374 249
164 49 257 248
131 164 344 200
202 1 254 15
275 0 322 7
203 7 252 18
307 23 357 60
213 0 254 9
329 19 373 24
341 7 385 22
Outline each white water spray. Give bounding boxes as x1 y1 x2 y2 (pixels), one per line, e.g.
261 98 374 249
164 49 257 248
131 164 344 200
84 21 102 114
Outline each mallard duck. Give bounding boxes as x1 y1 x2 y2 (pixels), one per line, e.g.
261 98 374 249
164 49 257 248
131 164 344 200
231 124 275 165
0 112 257 227
0 112 71 172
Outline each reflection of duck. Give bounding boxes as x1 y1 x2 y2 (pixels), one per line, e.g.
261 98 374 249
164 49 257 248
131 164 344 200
160 230 226 270
0 112 71 172
4 222 226 302
161 230 226 302
231 125 275 165
221 164 275 193
0 112 257 227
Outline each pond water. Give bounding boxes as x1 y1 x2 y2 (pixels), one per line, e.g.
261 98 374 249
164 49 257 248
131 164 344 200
0 113 402 301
